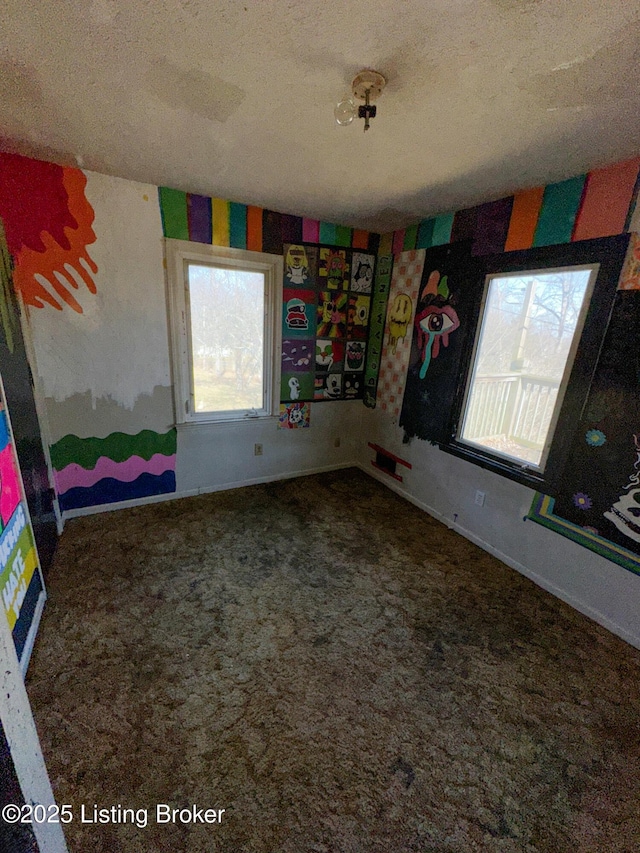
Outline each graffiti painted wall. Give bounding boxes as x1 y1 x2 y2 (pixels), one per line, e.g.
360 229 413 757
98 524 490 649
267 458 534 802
0 154 375 513
0 154 176 512
0 383 44 664
157 187 381 430
378 156 640 572
379 158 640 258
157 188 380 256
278 244 376 418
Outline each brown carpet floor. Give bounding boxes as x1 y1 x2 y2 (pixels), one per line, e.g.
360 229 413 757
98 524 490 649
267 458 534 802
26 468 640 852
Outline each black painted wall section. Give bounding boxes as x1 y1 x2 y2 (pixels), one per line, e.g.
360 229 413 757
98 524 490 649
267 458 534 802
0 720 39 852
0 226 57 575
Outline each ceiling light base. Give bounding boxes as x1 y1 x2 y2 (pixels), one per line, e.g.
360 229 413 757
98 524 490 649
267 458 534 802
351 70 386 103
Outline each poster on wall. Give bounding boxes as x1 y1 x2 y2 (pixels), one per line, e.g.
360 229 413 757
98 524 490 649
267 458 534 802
0 381 45 668
363 255 393 409
400 243 479 443
280 244 376 411
529 287 640 575
376 249 426 419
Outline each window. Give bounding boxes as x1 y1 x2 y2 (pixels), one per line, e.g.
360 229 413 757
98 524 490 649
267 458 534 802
165 239 282 423
457 265 596 471
442 234 631 490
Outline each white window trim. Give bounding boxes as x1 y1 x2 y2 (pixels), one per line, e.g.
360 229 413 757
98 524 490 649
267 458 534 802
165 238 283 425
456 262 599 473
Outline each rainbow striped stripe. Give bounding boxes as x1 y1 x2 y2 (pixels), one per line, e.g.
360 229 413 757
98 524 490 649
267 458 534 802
160 157 640 260
158 189 381 255
382 157 640 257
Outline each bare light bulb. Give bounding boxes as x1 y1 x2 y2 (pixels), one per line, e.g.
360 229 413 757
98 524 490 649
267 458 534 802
334 95 356 126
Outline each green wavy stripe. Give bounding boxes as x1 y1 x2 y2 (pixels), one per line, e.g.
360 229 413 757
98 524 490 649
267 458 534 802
50 428 177 471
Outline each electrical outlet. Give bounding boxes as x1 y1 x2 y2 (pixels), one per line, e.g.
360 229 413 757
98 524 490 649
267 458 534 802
254 443 263 456
475 490 486 506
334 437 341 448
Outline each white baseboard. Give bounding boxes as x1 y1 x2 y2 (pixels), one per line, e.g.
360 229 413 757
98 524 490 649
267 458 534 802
61 462 356 521
19 589 47 676
358 462 640 651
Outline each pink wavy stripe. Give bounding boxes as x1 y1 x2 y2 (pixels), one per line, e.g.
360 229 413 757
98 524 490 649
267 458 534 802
54 453 176 494
0 443 23 526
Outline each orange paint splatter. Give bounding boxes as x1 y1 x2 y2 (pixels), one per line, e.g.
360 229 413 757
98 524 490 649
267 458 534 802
0 153 98 313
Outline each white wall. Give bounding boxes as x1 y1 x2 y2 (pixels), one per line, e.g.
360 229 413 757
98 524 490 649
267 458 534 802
176 401 362 497
358 407 640 650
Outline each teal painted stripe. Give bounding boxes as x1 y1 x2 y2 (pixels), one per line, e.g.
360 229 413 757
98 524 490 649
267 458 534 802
533 176 587 246
416 218 436 249
431 213 454 246
319 222 337 244
403 224 418 251
229 202 247 249
158 187 189 240
335 225 352 247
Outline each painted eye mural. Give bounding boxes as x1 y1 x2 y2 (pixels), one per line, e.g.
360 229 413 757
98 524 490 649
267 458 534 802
414 270 460 379
415 303 460 378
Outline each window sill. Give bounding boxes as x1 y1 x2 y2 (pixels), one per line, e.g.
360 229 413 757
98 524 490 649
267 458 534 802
441 441 545 491
176 415 279 430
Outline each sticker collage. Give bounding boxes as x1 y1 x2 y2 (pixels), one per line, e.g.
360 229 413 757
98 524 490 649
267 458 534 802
278 244 376 429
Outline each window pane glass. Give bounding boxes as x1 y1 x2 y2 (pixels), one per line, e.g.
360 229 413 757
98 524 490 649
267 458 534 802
459 267 594 468
188 264 265 413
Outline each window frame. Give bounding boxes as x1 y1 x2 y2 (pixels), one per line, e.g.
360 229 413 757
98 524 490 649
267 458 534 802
442 234 631 491
165 238 283 425
456 262 599 473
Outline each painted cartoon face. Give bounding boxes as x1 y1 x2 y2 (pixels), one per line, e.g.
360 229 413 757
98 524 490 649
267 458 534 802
286 298 308 329
387 292 413 353
321 298 342 325
324 374 342 399
343 376 361 398
389 293 412 325
316 341 334 371
282 340 312 369
327 251 346 288
346 342 365 371
605 488 640 542
289 406 304 425
354 261 373 287
352 295 369 326
288 376 300 399
285 245 309 284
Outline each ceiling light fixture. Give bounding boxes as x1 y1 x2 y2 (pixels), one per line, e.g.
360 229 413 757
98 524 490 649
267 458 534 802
334 70 386 132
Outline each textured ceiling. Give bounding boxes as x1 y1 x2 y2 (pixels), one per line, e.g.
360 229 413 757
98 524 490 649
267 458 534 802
1 0 639 232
